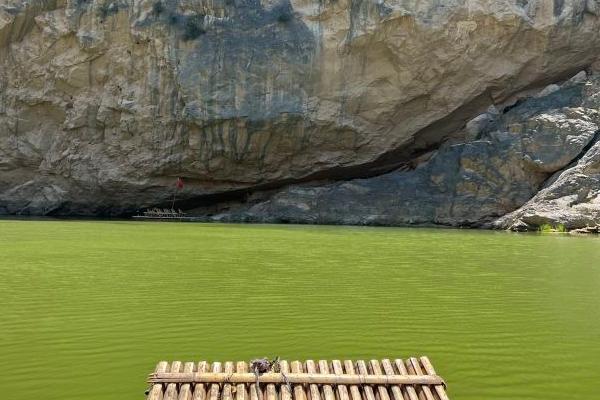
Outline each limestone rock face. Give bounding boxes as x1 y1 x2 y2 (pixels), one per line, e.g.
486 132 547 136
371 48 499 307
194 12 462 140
212 78 600 226
494 140 600 230
2 0 600 228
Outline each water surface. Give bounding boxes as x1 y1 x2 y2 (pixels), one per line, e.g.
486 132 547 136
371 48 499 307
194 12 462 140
1 220 599 399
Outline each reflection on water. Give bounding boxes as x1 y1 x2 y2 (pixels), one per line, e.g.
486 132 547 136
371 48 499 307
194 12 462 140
0 220 599 400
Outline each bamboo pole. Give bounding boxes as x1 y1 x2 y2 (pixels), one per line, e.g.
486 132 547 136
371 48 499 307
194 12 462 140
148 361 168 400
356 360 376 400
318 360 336 400
266 380 277 400
370 360 391 400
280 360 292 400
179 362 196 400
250 362 260 400
332 360 350 400
266 364 277 400
223 362 235 400
171 180 180 210
164 362 182 400
236 362 249 400
149 372 445 386
305 360 321 400
342 360 363 400
393 360 418 400
192 362 208 400
208 362 222 400
380 359 405 400
407 359 434 400
291 361 307 400
418 358 448 400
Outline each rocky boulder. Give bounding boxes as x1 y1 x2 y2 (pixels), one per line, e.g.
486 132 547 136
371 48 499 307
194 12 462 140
495 141 600 230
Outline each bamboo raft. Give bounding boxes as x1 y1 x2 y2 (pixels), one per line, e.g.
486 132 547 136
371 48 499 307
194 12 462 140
146 358 449 400
133 208 196 221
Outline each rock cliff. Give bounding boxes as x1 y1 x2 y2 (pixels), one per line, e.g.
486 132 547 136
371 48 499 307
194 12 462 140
1 0 600 229
217 75 600 227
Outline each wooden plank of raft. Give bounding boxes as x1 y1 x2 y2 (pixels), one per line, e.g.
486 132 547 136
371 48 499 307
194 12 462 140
342 360 363 400
305 360 321 400
250 362 260 400
393 360 418 400
279 360 292 400
164 362 182 400
332 360 351 400
407 359 434 400
291 361 307 400
266 367 277 400
280 360 292 400
318 360 336 400
192 361 208 400
381 359 406 400
236 361 249 400
419 357 448 400
356 360 376 400
370 360 391 400
356 360 375 400
149 372 444 386
223 362 235 400
148 361 168 400
208 362 222 400
178 362 196 400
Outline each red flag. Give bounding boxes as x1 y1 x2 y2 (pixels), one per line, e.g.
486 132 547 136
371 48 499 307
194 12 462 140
176 177 184 189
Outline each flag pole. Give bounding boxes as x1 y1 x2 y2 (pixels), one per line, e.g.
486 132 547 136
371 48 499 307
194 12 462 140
171 177 183 210
171 187 177 210
171 177 182 210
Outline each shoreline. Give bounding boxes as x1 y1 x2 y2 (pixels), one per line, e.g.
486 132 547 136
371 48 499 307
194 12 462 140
1 215 598 235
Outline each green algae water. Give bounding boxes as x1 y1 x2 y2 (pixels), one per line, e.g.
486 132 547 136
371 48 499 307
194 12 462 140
1 220 599 400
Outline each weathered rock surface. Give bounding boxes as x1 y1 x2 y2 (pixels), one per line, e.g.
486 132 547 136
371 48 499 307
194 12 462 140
1 0 600 229
495 137 600 230
211 77 600 227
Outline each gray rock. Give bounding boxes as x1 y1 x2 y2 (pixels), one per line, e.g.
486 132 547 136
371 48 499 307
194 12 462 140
465 113 495 141
536 84 561 98
570 225 600 234
519 108 598 173
565 71 588 86
495 140 600 231
214 78 600 228
586 0 600 16
3 1 600 217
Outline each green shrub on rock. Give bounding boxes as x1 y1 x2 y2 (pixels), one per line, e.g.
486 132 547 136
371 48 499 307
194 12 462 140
539 223 567 233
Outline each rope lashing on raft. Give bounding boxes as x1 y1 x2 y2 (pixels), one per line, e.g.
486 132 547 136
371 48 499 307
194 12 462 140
250 357 292 400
